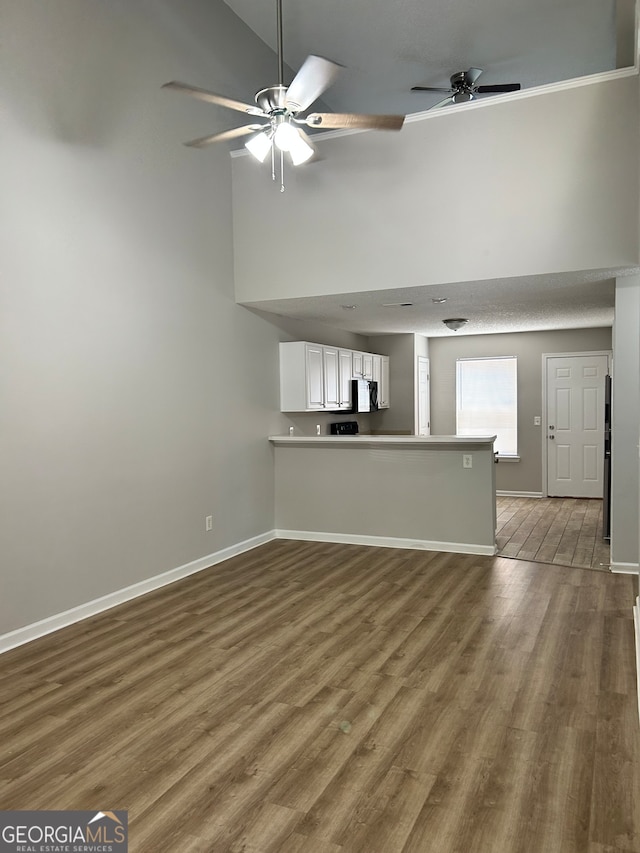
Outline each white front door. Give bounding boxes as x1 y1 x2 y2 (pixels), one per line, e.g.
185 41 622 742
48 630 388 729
546 354 609 497
416 356 430 435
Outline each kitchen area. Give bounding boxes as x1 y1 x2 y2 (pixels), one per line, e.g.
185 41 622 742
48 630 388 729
270 340 498 555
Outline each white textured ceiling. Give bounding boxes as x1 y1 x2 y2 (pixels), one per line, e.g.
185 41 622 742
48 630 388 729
243 271 637 338
222 0 631 337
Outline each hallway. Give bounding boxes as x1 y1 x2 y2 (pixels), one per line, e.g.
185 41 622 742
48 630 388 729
496 496 610 571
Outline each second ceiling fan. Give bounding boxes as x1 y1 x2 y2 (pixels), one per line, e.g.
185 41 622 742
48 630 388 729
163 0 405 190
412 67 521 109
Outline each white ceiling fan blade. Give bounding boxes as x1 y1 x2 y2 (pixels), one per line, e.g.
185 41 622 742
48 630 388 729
184 124 266 148
162 81 265 116
285 55 343 113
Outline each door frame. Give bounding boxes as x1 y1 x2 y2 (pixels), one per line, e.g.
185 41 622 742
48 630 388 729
541 350 612 497
415 355 430 436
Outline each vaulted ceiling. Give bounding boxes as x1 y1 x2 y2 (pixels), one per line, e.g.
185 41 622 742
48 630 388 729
223 0 625 118
223 0 635 336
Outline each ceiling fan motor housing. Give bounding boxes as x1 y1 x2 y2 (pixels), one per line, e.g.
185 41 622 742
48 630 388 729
255 85 289 114
450 71 470 88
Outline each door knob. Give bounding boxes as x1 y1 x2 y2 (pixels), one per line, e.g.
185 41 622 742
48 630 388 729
548 425 555 430
549 435 555 440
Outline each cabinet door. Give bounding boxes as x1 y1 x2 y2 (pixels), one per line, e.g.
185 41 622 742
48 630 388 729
362 352 374 379
338 349 353 409
352 352 364 377
380 356 390 408
305 344 325 409
372 354 382 387
323 347 340 410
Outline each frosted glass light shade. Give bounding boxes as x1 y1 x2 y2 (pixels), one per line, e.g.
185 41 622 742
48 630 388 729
288 132 313 165
273 121 298 152
273 122 312 163
245 131 272 162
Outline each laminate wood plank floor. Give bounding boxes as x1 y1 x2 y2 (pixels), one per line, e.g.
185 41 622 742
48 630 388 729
497 496 611 570
1 540 638 853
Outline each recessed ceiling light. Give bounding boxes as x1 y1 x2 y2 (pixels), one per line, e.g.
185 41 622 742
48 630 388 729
341 304 357 310
431 297 447 304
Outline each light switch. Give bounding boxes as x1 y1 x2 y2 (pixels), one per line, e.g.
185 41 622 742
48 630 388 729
534 416 541 426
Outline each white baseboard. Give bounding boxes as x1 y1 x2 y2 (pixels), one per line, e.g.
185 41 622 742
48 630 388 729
496 491 544 498
275 529 497 557
610 562 640 574
0 531 276 655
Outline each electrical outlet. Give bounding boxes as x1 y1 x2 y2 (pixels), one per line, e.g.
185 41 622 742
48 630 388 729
205 515 213 531
463 454 473 469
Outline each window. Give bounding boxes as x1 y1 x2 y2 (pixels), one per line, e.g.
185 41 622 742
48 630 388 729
456 356 518 456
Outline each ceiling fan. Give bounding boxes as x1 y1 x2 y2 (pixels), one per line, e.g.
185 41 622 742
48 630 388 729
162 0 405 191
412 67 521 109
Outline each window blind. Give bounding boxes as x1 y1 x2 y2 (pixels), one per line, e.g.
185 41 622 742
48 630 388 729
456 356 518 456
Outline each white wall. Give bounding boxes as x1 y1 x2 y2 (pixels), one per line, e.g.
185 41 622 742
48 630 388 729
0 0 330 637
233 73 639 304
611 276 640 569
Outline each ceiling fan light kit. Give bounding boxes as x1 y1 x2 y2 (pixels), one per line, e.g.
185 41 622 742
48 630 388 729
163 0 405 191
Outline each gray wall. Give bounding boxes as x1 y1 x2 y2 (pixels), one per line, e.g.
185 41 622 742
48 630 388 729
273 441 496 550
616 0 637 67
367 334 427 434
429 328 613 493
233 73 639 304
0 0 347 636
611 276 640 567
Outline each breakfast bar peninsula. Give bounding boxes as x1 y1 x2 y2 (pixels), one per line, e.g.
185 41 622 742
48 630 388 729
268 434 497 555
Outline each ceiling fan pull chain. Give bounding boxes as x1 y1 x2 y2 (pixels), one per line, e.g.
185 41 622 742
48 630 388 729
280 147 285 193
271 139 276 183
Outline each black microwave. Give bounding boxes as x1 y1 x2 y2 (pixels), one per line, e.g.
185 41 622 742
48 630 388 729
350 379 378 413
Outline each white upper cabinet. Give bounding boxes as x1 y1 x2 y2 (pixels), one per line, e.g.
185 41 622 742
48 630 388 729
362 352 374 380
280 342 323 411
338 349 353 409
353 351 373 380
279 341 390 413
323 347 340 410
372 354 382 387
305 343 325 409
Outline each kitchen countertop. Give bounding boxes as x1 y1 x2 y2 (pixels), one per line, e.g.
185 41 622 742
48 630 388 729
268 434 496 449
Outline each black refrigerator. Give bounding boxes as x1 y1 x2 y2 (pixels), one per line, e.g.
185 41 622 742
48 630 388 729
603 374 612 540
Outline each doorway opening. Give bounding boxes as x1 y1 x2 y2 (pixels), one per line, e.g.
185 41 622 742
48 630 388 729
496 495 610 571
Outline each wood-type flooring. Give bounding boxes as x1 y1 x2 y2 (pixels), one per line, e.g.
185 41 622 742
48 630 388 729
1 539 638 853
497 496 610 570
